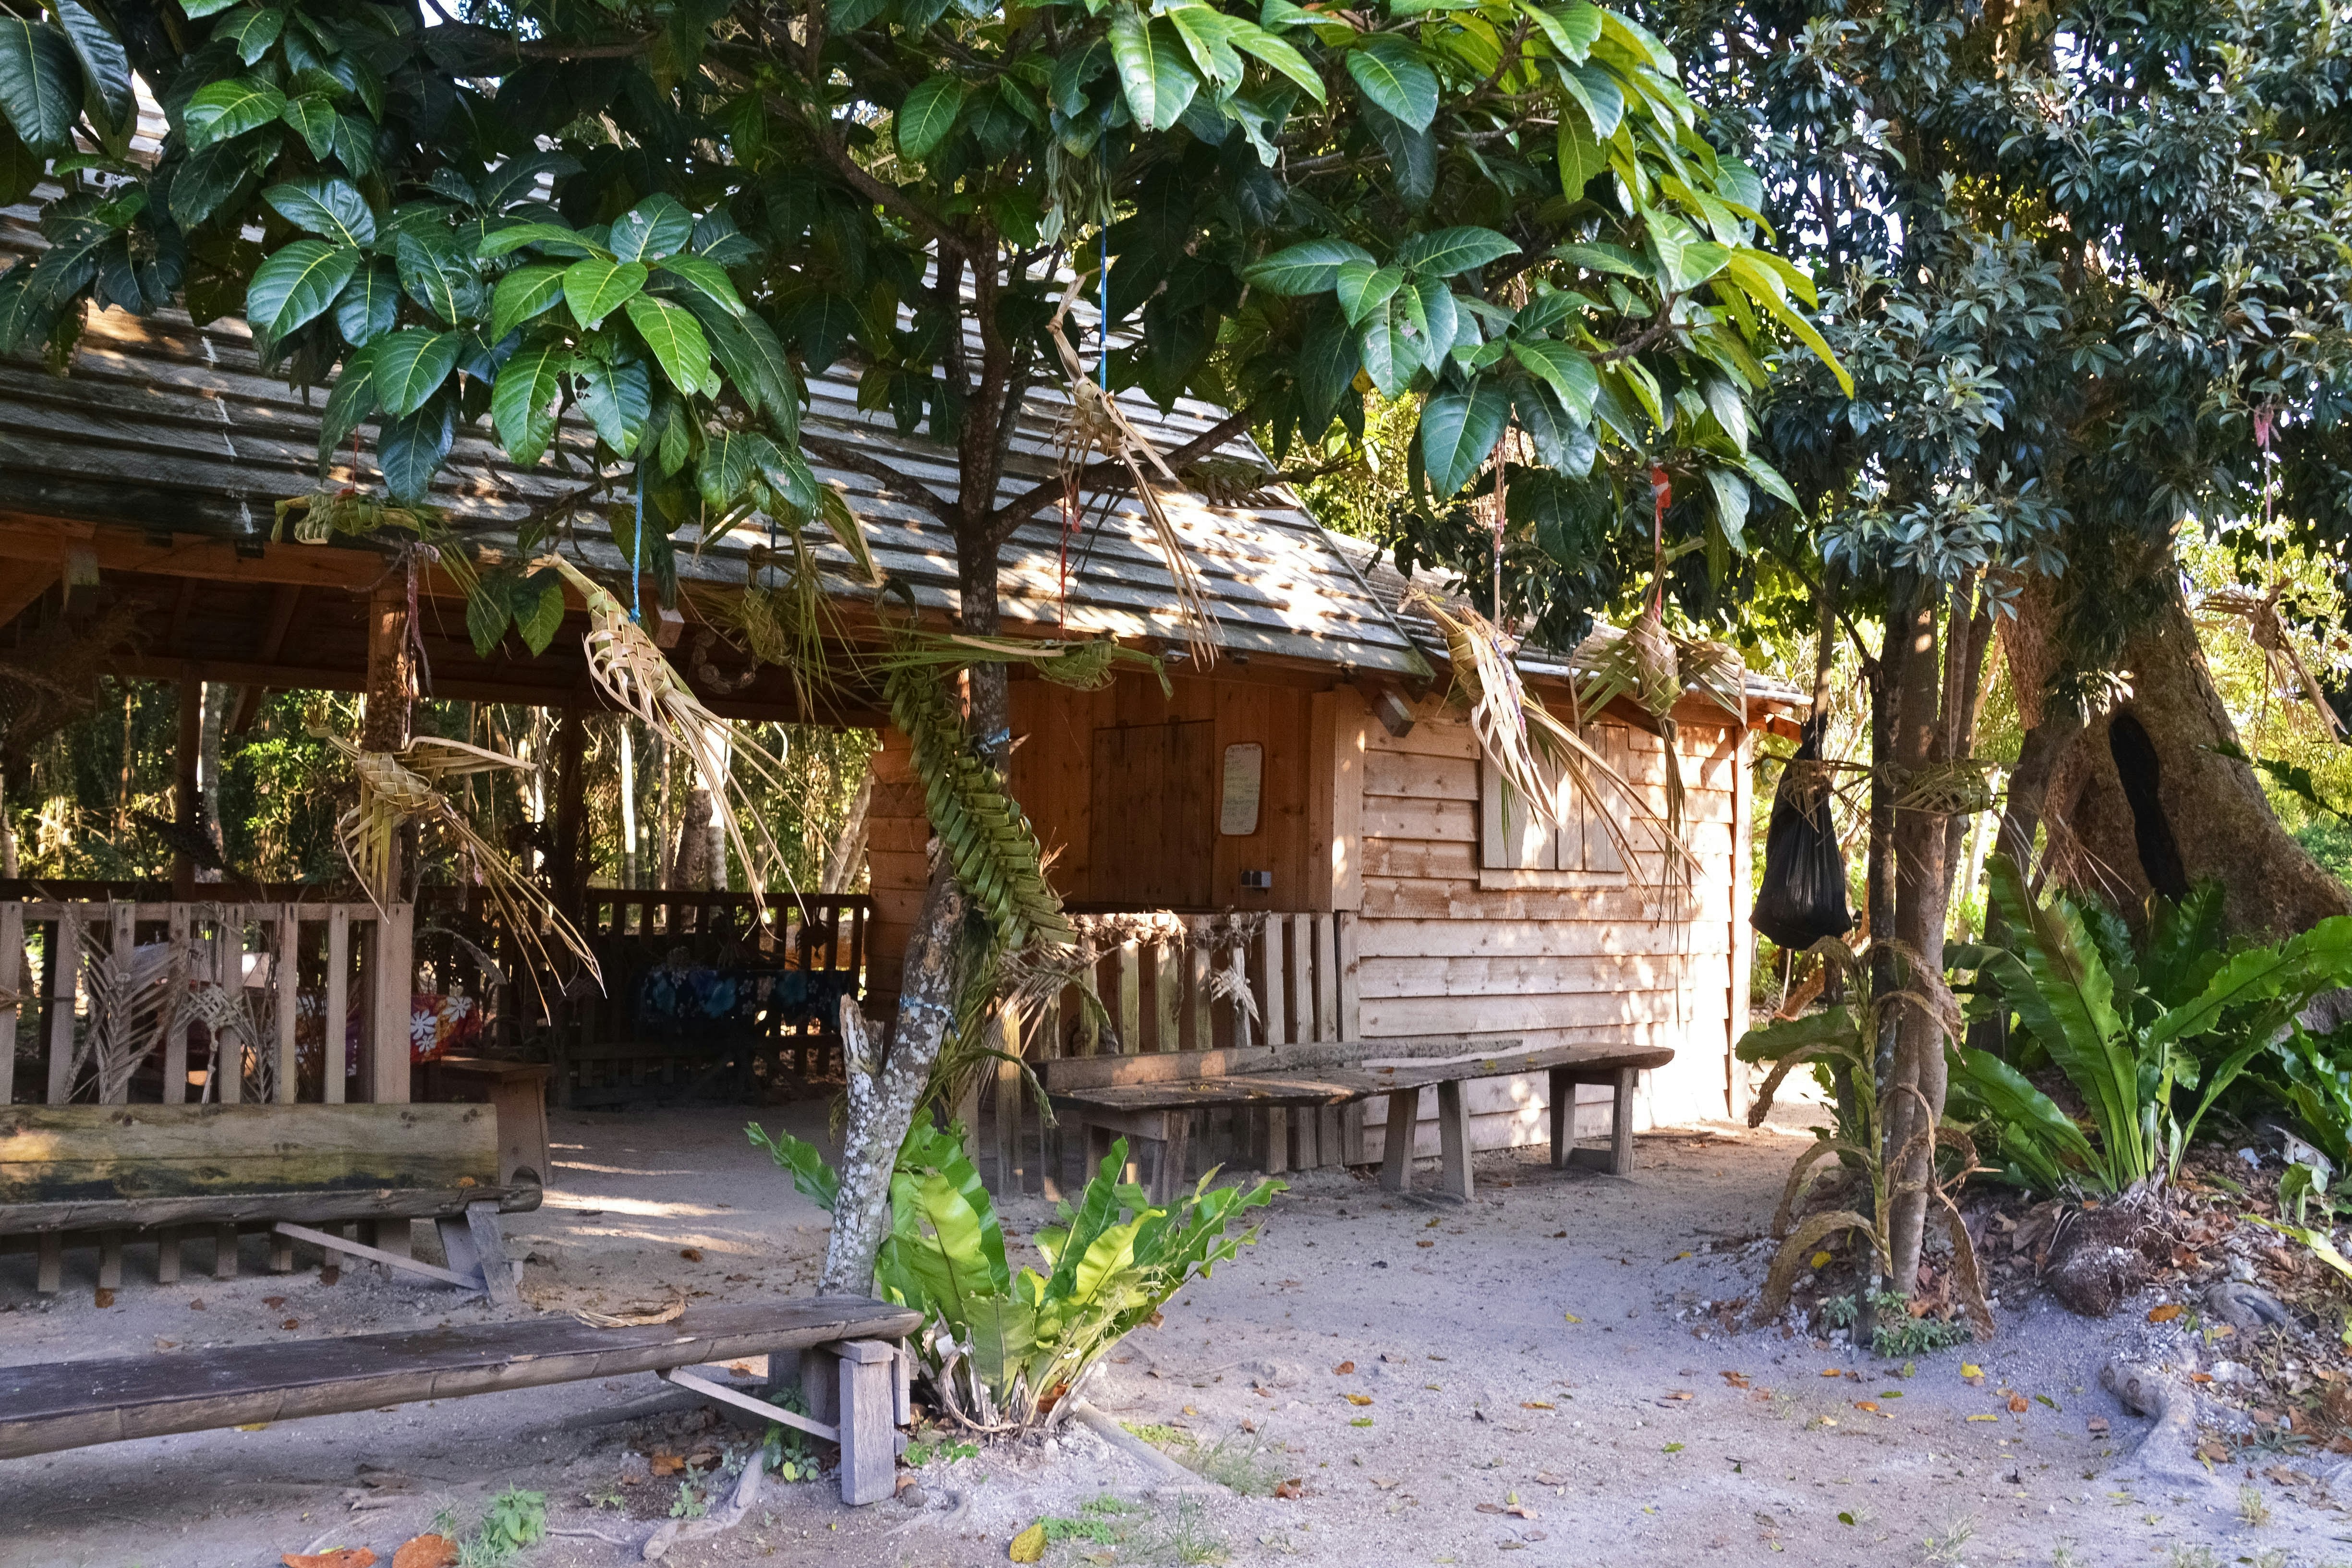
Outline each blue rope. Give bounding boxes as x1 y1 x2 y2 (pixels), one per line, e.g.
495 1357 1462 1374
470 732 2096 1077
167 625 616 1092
1099 228 1110 391
630 465 644 626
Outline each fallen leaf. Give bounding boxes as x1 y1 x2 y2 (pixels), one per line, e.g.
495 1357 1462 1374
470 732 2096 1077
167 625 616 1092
2087 1417 2111 1435
264 1297 287 1308
2035 1394 2059 1411
237 1423 270 1432
1345 1393 1372 1407
1505 1503 1538 1519
1275 1479 1303 1500
679 1248 703 1262
2147 1303 2183 1323
1810 1250 1832 1268
1854 1401 1879 1413
1009 1522 1047 1563
94 1287 114 1308
283 1318 301 1330
1674 1251 1693 1260
391 1535 458 1568
1476 1504 1505 1515
1722 1371 1749 1388
2190 1372 2213 1384
1965 1414 2000 1423
1417 1240 1435 1249
1562 1313 1582 1324
1535 1472 1564 1485
284 1552 376 1568
189 1299 206 1310
1372 1477 1401 1490
1819 1368 1843 1378
649 1452 686 1477
1522 1401 1555 1410
1334 1362 1356 1375
2008 1395 2029 1413
1960 1363 1982 1379
1662 1442 1684 1454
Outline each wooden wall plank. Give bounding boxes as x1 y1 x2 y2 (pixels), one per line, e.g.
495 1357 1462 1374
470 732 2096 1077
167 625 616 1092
44 909 79 1105
325 906 349 1105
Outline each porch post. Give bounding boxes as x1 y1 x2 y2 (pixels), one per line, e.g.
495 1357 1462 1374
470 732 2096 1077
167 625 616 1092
173 665 201 900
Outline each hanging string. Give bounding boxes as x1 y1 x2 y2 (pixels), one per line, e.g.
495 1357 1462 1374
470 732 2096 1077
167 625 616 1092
1098 227 1111 392
630 464 645 627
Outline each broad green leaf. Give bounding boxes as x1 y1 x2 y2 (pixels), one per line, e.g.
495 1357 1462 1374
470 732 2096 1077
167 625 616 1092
1560 63 1622 137
1743 452 1798 510
1551 240 1649 279
1726 253 1850 394
1296 301 1360 430
395 229 474 325
1950 1045 2103 1193
246 239 358 338
1524 0 1601 60
1346 36 1438 133
1419 378 1510 497
1143 17 1200 130
53 0 132 137
1243 236 1374 295
1703 466 1749 549
2146 917 2352 1055
466 575 512 655
1507 338 1598 420
608 195 693 264
176 0 245 14
213 5 283 64
264 177 375 246
490 263 566 342
478 221 605 260
516 574 565 654
0 18 80 149
564 256 647 330
279 92 336 158
332 260 399 345
491 339 565 465
378 400 454 503
1335 260 1402 326
575 357 650 453
1166 3 1244 87
653 253 745 318
1557 113 1606 195
1597 8 1676 73
897 72 964 160
182 76 287 146
315 343 379 467
624 294 715 397
1108 6 1158 133
1358 304 1403 397
372 325 463 417
1232 24 1323 101
1395 226 1518 278
1415 279 1458 373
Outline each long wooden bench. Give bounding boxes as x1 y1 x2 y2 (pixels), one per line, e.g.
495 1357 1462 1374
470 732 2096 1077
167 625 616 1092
0 1104 541 1302
0 1296 922 1506
1041 1038 1673 1203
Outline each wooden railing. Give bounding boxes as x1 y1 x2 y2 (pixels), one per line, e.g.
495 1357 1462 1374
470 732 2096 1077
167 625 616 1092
538 889 871 1109
980 909 1360 1194
0 893 412 1109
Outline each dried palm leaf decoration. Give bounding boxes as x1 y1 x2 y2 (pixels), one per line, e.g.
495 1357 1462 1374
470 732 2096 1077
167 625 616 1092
313 727 602 993
537 553 802 926
1409 589 1691 890
1043 271 1219 665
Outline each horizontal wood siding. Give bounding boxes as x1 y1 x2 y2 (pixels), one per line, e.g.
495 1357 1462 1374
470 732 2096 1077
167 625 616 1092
1356 694 1746 1156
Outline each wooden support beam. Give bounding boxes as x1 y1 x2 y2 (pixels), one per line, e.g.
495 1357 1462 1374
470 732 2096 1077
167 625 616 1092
273 1220 480 1292
0 566 57 633
552 700 588 917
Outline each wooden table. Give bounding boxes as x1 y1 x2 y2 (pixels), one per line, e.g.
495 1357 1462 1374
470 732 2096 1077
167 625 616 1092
421 1057 553 1188
1043 1039 1673 1203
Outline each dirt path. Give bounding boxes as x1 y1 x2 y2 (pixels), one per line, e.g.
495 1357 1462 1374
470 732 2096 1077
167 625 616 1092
2 1107 2340 1567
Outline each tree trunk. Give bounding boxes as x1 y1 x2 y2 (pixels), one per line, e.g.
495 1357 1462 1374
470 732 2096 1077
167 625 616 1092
2043 572 2349 938
196 681 231 881
618 718 639 890
821 765 874 896
820 862 969 1294
1882 587 1951 1300
675 785 714 890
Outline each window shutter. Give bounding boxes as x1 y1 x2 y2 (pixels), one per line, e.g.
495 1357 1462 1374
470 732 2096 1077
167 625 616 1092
1578 724 1627 873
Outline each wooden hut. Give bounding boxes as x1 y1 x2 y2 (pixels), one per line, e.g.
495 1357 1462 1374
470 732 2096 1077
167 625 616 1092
0 205 1799 1221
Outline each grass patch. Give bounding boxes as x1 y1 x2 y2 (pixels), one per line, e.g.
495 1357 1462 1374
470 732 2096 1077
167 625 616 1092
1026 1496 1227 1566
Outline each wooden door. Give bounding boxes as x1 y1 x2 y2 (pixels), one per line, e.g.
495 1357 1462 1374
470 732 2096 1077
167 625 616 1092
1090 720 1215 907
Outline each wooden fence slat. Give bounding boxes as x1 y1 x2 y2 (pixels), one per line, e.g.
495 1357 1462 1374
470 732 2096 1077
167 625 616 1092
1152 939 1179 1056
217 906 243 1105
163 905 189 1104
275 906 299 1104
45 908 80 1105
1286 914 1311 1052
1186 920 1211 1052
0 903 22 1107
372 905 413 1106
326 907 349 1106
1261 916 1286 1049
103 902 134 1105
1116 939 1140 1055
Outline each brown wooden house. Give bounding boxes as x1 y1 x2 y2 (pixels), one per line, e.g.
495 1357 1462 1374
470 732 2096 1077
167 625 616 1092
0 203 1799 1180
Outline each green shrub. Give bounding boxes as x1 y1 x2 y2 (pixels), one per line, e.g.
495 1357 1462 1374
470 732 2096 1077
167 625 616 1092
750 1110 1278 1429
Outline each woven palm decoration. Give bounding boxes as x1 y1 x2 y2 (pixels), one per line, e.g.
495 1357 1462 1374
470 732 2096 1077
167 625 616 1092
537 554 802 926
1043 272 1219 665
1410 590 1688 889
315 727 601 993
2199 581 2344 740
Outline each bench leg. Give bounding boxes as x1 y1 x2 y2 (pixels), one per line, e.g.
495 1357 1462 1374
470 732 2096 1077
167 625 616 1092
1263 1108 1288 1176
835 1340 898 1506
269 1231 295 1273
1292 1107 1318 1170
1610 1065 1637 1176
1549 1067 1571 1169
1341 1102 1368 1166
800 1344 841 1428
274 1221 488 1293
1380 1090 1417 1194
97 1231 123 1291
36 1233 61 1294
465 1201 521 1307
1152 1116 1193 1206
1436 1080 1473 1203
156 1228 182 1285
214 1222 240 1280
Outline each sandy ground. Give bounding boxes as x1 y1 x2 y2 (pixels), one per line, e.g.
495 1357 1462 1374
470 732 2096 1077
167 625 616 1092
4 1103 2347 1568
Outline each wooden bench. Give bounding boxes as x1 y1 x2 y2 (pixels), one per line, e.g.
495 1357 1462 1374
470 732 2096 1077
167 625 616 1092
0 1296 923 1506
1041 1038 1673 1203
0 1104 541 1303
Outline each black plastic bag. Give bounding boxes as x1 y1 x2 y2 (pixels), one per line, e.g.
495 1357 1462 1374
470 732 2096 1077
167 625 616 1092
1750 716 1855 950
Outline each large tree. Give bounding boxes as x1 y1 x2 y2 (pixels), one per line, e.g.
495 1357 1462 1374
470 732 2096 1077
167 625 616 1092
0 0 1834 1289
